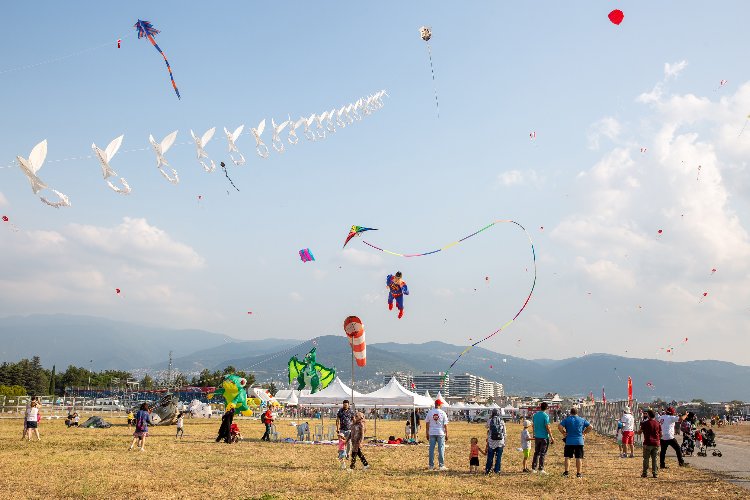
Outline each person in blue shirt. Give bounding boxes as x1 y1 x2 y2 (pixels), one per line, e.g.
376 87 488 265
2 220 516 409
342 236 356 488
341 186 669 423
558 407 593 478
129 402 153 452
531 402 555 474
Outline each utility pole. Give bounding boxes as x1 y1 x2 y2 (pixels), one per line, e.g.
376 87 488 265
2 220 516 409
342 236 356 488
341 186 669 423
167 350 173 390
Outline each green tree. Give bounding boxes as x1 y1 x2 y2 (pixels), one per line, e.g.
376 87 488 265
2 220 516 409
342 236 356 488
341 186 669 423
173 373 188 387
0 385 27 397
140 374 154 390
261 382 278 396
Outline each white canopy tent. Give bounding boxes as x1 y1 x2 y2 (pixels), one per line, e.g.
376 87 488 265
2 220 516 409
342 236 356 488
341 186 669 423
434 391 449 408
424 390 432 399
357 377 434 408
297 377 364 407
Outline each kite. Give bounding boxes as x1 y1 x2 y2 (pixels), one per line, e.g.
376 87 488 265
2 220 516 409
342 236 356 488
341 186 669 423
287 116 304 145
343 316 366 367
149 130 179 184
288 347 336 394
699 291 708 303
115 288 121 295
356 219 536 377
640 147 647 153
710 268 717 276
315 112 327 139
343 225 378 248
2 215 19 232
271 118 289 153
224 125 246 166
386 272 409 319
299 248 315 263
717 79 728 90
219 162 240 192
134 20 180 99
190 127 216 172
529 131 536 141
324 109 336 134
117 38 121 49
739 114 750 137
16 139 71 208
419 26 440 118
251 119 269 158
207 374 254 416
696 165 702 181
657 229 663 238
92 134 131 194
608 9 624 25
646 381 655 390
303 114 317 142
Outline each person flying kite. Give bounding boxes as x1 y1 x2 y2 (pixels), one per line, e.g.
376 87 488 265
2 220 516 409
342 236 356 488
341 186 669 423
386 271 409 319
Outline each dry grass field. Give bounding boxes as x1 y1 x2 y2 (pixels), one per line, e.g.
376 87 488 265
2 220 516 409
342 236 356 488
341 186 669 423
713 422 750 440
1 416 746 499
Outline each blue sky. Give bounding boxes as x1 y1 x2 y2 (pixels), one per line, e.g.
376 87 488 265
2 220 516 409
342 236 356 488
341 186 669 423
1 1 750 365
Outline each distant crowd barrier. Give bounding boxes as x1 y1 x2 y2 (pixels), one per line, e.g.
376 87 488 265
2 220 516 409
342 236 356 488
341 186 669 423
578 399 642 446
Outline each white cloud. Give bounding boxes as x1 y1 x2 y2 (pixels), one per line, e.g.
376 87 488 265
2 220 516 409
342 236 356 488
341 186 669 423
637 60 688 104
342 247 383 267
433 287 454 298
587 117 621 150
496 169 542 187
664 60 688 79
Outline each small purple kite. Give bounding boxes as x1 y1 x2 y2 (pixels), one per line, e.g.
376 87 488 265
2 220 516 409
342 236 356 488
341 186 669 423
299 248 315 263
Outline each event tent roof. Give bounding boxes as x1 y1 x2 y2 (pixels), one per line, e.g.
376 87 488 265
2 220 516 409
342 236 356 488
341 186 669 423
298 377 364 407
357 377 434 408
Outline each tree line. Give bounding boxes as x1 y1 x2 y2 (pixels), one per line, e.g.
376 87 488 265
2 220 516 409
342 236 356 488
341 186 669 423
0 357 266 397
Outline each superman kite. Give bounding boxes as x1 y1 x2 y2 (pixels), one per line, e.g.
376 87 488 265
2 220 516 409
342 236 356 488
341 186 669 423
387 271 409 319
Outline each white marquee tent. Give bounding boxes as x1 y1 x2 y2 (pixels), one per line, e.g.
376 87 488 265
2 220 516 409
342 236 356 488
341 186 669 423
297 377 364 407
357 377 434 408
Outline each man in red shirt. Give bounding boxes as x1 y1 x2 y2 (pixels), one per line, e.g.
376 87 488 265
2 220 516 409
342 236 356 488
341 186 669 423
637 409 661 478
261 408 274 441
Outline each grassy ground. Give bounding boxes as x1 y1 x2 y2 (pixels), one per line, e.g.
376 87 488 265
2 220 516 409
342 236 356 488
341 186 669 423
1 416 746 499
713 422 750 439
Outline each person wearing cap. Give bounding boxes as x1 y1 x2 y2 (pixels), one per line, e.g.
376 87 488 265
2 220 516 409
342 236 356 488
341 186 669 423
658 407 688 469
619 407 635 458
520 420 532 472
425 399 449 471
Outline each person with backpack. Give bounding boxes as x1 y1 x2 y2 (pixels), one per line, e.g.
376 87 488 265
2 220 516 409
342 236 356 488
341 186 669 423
261 407 274 441
129 403 153 451
485 408 506 474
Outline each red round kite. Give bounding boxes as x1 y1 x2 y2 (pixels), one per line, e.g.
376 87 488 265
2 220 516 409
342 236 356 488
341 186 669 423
608 9 624 25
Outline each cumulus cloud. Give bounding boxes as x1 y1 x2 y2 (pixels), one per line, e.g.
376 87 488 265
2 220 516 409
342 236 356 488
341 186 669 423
637 60 688 104
587 117 621 150
496 169 542 187
0 217 209 324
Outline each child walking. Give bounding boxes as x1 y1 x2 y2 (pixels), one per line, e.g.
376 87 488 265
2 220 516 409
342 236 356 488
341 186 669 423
175 412 184 439
347 412 369 470
337 432 348 469
469 437 485 473
521 420 532 472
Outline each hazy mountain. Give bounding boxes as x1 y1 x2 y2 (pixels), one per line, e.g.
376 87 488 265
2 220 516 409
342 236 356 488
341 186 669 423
0 314 233 370
2 316 748 401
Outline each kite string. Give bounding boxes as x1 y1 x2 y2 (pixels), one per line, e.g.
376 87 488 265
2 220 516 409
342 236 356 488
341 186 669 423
243 337 319 371
363 219 537 378
0 34 133 76
426 42 440 118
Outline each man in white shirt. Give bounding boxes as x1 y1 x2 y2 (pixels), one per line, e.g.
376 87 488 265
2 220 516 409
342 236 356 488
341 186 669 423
425 399 449 471
619 407 635 458
658 407 688 469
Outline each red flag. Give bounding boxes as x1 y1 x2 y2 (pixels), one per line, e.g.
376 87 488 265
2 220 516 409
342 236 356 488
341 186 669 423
410 382 416 390
602 387 607 404
589 391 595 404
627 376 633 405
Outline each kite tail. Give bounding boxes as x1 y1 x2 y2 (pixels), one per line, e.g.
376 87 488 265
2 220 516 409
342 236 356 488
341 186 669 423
147 35 180 99
221 163 240 192
426 42 439 118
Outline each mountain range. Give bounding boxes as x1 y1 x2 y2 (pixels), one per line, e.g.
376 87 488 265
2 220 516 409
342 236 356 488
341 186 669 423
1 314 748 401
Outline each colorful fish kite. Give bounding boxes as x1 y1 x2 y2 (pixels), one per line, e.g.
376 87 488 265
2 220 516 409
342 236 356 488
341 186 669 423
134 19 180 99
299 248 315 263
343 225 378 248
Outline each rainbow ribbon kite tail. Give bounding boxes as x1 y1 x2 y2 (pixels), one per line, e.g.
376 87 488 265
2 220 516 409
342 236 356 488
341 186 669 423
362 219 536 378
134 19 180 99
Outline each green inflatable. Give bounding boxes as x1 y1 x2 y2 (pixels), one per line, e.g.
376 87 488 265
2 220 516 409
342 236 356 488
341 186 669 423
288 347 336 394
207 374 254 416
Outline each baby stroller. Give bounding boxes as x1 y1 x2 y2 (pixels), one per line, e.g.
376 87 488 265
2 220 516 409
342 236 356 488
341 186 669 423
697 427 722 457
229 423 242 443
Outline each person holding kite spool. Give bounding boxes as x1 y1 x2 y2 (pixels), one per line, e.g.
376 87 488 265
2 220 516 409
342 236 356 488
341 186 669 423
386 271 409 319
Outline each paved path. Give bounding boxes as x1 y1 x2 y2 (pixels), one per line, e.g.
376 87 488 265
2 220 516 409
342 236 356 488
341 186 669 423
664 435 750 490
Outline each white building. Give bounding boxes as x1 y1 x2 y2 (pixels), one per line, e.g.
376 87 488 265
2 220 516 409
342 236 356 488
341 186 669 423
413 373 449 397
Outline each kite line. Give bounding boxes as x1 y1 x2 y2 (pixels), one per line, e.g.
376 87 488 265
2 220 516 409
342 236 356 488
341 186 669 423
361 219 537 378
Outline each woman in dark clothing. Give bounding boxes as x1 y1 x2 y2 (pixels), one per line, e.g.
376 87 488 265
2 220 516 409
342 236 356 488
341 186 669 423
216 405 235 443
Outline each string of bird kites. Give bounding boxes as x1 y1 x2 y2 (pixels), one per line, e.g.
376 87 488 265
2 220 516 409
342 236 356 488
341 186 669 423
0 13 741 379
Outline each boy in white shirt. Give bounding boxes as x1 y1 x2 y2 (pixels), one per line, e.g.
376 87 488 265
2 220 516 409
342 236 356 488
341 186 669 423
521 420 532 472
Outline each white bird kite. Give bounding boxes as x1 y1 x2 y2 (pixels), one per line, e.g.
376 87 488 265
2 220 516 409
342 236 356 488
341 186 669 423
223 124 246 166
92 134 131 195
303 114 317 142
16 139 71 208
251 119 269 158
271 118 289 153
190 127 216 172
315 112 327 139
287 116 305 145
149 130 179 184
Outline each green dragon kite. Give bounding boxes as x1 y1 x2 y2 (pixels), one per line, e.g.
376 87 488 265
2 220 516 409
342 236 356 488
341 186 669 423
288 347 336 394
207 373 255 415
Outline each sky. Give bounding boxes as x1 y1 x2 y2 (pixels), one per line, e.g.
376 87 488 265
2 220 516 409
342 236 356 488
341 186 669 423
1 1 750 365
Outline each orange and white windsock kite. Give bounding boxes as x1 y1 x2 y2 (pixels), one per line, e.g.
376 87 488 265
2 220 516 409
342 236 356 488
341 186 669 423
343 316 366 367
